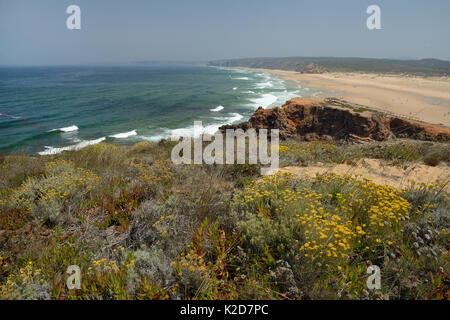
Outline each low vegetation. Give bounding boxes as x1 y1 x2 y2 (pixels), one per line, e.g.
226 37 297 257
279 140 449 167
0 139 448 300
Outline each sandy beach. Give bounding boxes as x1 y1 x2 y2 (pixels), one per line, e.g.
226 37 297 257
241 68 450 127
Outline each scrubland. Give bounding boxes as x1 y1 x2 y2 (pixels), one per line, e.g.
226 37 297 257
0 139 448 300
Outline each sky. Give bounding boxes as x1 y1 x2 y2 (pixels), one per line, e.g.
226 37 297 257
1 0 450 65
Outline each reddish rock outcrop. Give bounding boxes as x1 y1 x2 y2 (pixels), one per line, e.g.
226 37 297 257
220 98 450 142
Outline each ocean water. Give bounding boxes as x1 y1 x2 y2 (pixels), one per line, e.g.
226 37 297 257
0 65 310 155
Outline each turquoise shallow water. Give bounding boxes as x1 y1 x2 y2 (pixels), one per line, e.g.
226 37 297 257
0 65 309 154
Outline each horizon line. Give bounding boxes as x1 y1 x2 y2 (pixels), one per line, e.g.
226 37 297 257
1 55 450 68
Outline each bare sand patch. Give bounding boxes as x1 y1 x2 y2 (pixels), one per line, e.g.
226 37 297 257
274 158 450 192
240 67 450 127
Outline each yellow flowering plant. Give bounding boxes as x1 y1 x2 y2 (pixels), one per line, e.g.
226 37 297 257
10 160 100 224
232 172 414 285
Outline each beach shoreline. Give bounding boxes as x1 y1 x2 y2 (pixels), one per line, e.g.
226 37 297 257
236 67 450 127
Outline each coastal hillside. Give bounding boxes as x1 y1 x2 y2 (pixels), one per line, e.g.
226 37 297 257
209 57 450 76
1 98 449 300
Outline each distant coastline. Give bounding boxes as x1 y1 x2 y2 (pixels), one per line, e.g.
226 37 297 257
208 56 450 77
231 66 450 127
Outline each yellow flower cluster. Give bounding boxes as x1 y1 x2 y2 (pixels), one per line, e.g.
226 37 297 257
90 257 134 272
0 261 44 300
278 145 291 153
90 142 119 153
236 172 413 268
134 160 174 185
13 160 100 212
240 174 357 263
407 179 447 191
297 193 358 261
240 172 294 204
171 246 208 277
316 174 411 234
152 214 174 237
132 141 152 152
92 258 112 267
82 142 119 159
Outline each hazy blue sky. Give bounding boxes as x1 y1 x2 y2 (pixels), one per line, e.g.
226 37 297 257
1 0 449 65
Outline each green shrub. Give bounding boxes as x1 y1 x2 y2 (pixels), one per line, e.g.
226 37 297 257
11 160 100 224
131 141 152 153
0 155 45 190
372 143 421 163
423 151 445 166
59 143 128 179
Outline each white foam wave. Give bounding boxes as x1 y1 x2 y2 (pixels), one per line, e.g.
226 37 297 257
214 113 244 123
232 68 251 74
250 94 278 109
232 87 237 90
109 130 137 139
169 124 220 139
50 125 79 133
171 113 243 138
256 72 272 79
38 137 106 155
274 91 301 105
234 77 249 80
210 66 251 74
255 81 274 89
226 113 243 123
137 125 218 142
140 112 244 142
210 105 224 112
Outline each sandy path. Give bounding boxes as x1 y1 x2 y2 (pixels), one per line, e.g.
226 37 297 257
240 68 450 127
274 158 450 193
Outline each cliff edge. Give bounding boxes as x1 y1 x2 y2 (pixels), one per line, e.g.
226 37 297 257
220 98 450 142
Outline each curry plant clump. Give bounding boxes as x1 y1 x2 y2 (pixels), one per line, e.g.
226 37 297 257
10 160 100 224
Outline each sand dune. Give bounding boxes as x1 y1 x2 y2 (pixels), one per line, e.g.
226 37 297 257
241 68 450 127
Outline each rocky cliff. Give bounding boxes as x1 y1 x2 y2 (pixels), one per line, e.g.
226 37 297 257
220 98 450 142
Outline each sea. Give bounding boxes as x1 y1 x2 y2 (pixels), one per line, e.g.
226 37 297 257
0 65 317 155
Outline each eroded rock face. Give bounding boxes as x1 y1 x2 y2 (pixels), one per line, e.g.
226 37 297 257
388 118 450 141
220 98 450 142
